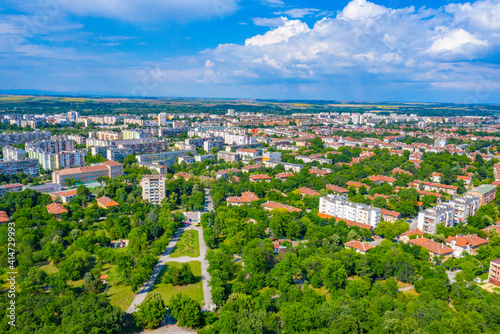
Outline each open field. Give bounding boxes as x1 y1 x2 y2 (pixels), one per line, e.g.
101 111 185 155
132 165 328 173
150 261 203 305
170 230 200 258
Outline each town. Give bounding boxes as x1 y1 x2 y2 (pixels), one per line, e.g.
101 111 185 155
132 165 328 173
1 98 500 332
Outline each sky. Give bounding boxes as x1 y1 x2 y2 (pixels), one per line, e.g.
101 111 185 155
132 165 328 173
0 0 499 103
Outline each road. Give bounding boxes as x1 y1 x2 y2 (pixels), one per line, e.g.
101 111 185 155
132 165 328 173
126 224 213 313
204 189 213 212
126 226 186 314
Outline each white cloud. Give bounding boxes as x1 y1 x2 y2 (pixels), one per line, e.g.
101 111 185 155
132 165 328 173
338 0 389 21
5 0 239 23
446 0 500 30
428 28 488 57
275 8 320 18
245 18 310 46
252 17 286 27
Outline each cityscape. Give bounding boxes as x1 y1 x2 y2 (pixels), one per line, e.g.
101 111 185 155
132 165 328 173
1 0 500 333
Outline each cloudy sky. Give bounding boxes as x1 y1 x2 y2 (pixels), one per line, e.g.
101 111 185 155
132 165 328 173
1 0 499 102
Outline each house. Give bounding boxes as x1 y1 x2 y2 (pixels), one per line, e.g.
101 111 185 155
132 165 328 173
49 189 78 203
309 168 330 176
296 187 320 197
261 201 302 213
457 175 472 186
227 192 259 206
346 181 371 190
380 208 402 223
488 259 500 287
398 228 424 243
431 172 443 183
367 175 396 186
422 182 458 196
250 174 272 183
344 240 373 254
326 184 349 195
445 234 488 257
417 190 443 203
46 202 68 218
392 167 413 176
96 196 120 209
482 223 500 236
242 163 263 173
0 211 9 224
173 172 192 180
409 237 453 261
214 168 240 179
275 172 294 181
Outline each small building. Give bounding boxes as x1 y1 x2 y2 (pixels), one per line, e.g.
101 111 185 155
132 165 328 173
0 211 9 224
173 172 192 180
367 175 396 186
49 189 78 203
227 192 259 206
249 174 272 183
296 187 320 197
275 172 294 181
445 234 488 257
398 228 424 243
309 168 330 176
96 196 120 209
380 208 401 223
344 240 373 254
346 181 371 190
46 202 68 218
326 184 349 195
261 201 302 213
431 172 443 183
409 237 453 262
488 259 500 287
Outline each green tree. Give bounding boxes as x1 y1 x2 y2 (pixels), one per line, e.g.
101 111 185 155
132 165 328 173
135 292 167 329
168 293 201 328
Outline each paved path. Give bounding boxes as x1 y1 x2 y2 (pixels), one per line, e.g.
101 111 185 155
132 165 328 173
126 224 213 313
399 285 415 292
126 226 186 314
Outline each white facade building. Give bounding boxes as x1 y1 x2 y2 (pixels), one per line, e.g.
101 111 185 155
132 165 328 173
319 194 381 227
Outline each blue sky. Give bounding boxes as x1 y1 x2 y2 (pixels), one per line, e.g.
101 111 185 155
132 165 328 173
0 0 499 103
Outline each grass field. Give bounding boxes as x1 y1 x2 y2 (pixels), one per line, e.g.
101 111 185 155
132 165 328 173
170 230 200 258
60 97 89 102
150 261 203 305
0 95 31 101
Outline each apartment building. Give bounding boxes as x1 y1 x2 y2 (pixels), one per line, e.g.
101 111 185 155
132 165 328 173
0 159 39 177
262 151 281 162
319 194 381 227
263 161 303 172
122 129 150 140
194 154 215 162
203 138 224 152
445 234 488 257
0 183 24 197
417 204 455 234
217 151 241 162
135 150 195 164
106 147 134 162
488 259 500 287
54 134 86 145
26 139 75 154
137 162 169 175
58 150 86 169
23 182 62 193
123 118 145 126
421 181 458 196
92 131 122 141
447 195 480 224
2 146 26 161
158 112 167 126
141 174 166 205
466 184 497 206
52 160 123 185
0 131 51 147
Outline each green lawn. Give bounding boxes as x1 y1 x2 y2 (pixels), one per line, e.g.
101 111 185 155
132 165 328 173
38 261 60 275
102 263 135 311
150 261 204 305
170 230 200 258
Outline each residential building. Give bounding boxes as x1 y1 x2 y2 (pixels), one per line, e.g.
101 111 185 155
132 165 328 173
344 240 373 254
178 156 194 164
261 201 302 213
421 181 458 196
0 183 24 197
49 189 78 203
488 259 500 287
0 159 39 177
158 112 167 126
46 202 68 218
217 151 240 162
52 161 123 185
262 151 281 162
26 138 75 153
137 162 169 175
297 187 320 197
0 211 9 224
367 175 396 185
447 195 480 224
417 204 455 234
2 146 26 161
23 183 62 193
250 174 272 182
398 228 424 243
96 196 120 209
194 154 215 162
326 184 349 195
409 237 453 261
467 184 497 206
135 150 195 164
141 175 167 205
227 192 259 206
203 139 224 152
319 194 381 227
445 234 488 257
106 147 134 162
0 131 51 147
380 209 401 223
275 172 294 181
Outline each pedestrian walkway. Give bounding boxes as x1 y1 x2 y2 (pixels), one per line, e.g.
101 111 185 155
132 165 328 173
126 224 213 313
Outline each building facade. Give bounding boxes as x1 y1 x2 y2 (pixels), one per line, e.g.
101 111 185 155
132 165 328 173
319 194 381 227
141 174 166 205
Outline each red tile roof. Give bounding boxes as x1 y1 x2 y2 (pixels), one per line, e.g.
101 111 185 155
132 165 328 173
227 192 259 203
344 240 374 252
368 175 396 183
0 211 9 223
347 181 371 189
46 203 68 215
297 187 320 196
250 174 272 180
445 234 488 248
309 168 330 175
326 184 348 193
262 201 302 213
275 172 294 178
399 228 424 237
380 208 401 217
409 237 453 255
96 196 119 208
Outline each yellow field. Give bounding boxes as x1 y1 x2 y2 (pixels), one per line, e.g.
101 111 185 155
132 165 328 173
0 95 31 101
60 98 89 102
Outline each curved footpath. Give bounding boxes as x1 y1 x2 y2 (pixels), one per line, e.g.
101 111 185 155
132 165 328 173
126 225 212 314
